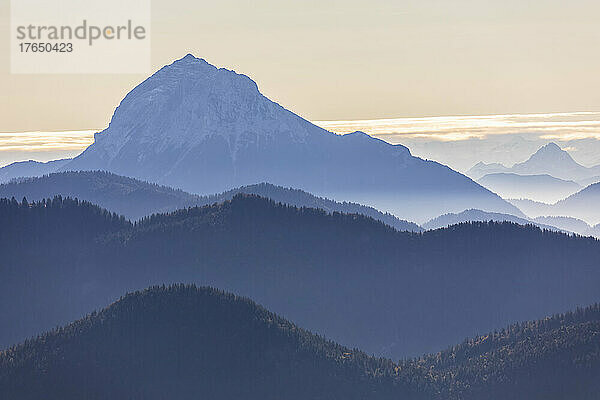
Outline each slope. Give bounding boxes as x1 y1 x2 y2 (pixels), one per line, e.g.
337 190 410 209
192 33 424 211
0 171 421 230
60 54 520 223
422 209 561 232
0 159 70 183
478 173 581 203
0 285 404 400
1 195 599 360
1 285 598 400
468 143 600 182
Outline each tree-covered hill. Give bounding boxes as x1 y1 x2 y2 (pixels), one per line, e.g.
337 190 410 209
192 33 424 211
0 285 598 400
0 195 599 360
0 171 199 220
0 196 129 254
0 171 421 231
400 304 600 399
0 285 405 400
206 182 422 232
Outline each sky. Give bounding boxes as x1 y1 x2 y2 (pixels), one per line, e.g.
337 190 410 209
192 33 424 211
1 0 599 168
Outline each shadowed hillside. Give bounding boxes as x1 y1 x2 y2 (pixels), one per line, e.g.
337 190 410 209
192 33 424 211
400 304 600 399
1 195 599 359
0 285 405 400
1 285 598 400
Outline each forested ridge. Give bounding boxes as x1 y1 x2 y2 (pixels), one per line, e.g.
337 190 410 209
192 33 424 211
0 171 200 220
0 285 598 400
398 304 600 399
0 171 421 231
1 195 599 360
0 196 129 256
0 285 405 400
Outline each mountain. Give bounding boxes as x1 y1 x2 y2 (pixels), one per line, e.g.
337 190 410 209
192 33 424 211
0 171 421 231
577 175 600 187
508 198 554 218
2 195 600 360
551 183 600 226
588 224 600 238
510 143 599 180
1 285 599 400
0 285 404 400
468 143 600 182
400 303 600 400
422 209 561 232
0 171 200 220
60 54 520 223
478 173 581 203
467 161 510 180
533 216 591 236
508 183 600 226
210 182 422 232
0 159 70 183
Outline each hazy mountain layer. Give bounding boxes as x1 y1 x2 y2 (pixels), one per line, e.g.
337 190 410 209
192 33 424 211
1 195 599 359
0 171 421 231
510 183 600 226
478 173 581 203
552 183 600 225
588 224 600 238
533 216 591 236
60 54 520 223
0 159 70 183
468 143 600 182
423 209 561 232
508 198 553 217
467 162 511 180
209 182 422 232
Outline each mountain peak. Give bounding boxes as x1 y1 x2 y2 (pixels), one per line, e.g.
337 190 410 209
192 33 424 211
536 142 563 154
62 56 520 222
170 53 214 70
519 142 576 164
181 53 198 61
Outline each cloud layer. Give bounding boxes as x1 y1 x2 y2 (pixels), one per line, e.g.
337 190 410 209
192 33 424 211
315 112 600 171
2 112 600 171
315 112 600 142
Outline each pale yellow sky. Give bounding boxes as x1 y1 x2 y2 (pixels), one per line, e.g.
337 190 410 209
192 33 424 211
1 0 600 132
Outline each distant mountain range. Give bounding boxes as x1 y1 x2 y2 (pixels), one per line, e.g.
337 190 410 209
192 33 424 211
509 182 600 226
0 159 70 183
468 162 511 180
0 171 421 231
2 194 599 360
468 143 600 183
552 183 600 225
532 216 592 236
422 209 562 232
423 209 600 239
0 55 520 223
578 175 600 187
1 284 598 400
477 173 582 204
0 171 199 219
589 224 600 238
508 198 554 218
